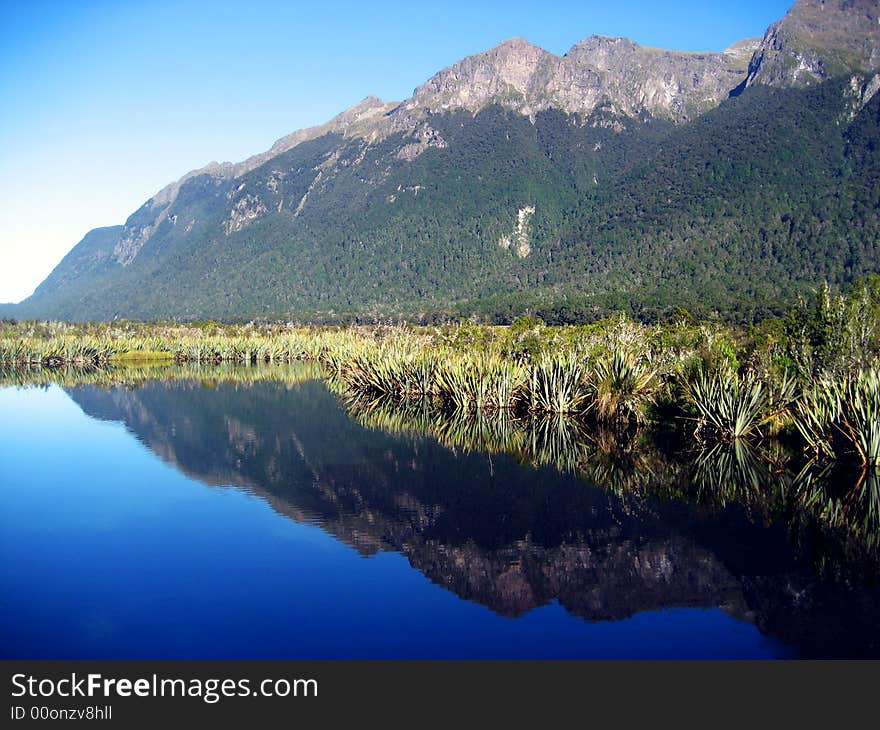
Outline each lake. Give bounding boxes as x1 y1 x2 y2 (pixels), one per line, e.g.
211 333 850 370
1 364 878 658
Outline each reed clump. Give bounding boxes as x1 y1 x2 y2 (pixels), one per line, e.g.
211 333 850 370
683 369 795 441
591 349 659 425
435 355 527 411
525 353 590 415
794 369 880 467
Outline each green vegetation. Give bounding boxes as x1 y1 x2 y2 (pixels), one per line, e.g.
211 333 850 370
3 279 879 466
526 354 589 414
592 349 659 425
684 370 795 441
795 370 880 467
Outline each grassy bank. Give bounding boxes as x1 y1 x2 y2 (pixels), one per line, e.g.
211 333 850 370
2 282 879 466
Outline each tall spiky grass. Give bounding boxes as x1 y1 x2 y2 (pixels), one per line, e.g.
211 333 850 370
793 368 880 466
840 369 880 467
591 349 659 425
435 355 525 411
793 380 842 461
683 370 795 441
526 353 590 414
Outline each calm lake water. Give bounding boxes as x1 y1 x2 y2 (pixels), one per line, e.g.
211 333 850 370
1 365 878 658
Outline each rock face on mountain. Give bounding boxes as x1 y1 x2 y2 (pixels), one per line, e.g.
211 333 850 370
398 34 752 123
9 0 880 322
565 36 756 117
116 32 755 239
747 0 880 87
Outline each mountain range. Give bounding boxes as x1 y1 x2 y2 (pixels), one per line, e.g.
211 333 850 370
7 0 880 323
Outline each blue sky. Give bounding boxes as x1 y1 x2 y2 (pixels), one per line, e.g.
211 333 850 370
0 0 793 303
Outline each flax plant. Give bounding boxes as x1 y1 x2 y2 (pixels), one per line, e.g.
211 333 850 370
591 349 659 425
684 370 795 441
526 353 591 415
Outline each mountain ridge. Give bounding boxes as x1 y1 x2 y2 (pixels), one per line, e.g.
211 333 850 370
6 0 880 322
123 30 759 228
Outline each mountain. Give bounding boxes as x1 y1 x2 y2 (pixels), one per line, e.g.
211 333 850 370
8 0 880 323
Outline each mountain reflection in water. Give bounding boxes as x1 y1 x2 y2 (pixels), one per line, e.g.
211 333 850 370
29 363 877 658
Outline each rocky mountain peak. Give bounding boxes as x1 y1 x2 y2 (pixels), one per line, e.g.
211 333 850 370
325 95 393 129
402 31 755 123
746 0 880 87
493 36 543 53
142 27 768 231
563 34 753 120
565 35 641 66
404 37 555 115
724 37 763 62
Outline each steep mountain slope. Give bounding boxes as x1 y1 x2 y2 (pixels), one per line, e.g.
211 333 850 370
9 0 880 323
746 0 880 87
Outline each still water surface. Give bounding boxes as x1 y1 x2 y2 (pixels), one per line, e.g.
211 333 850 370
1 366 878 658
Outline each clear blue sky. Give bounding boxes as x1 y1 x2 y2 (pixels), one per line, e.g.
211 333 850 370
0 0 793 303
